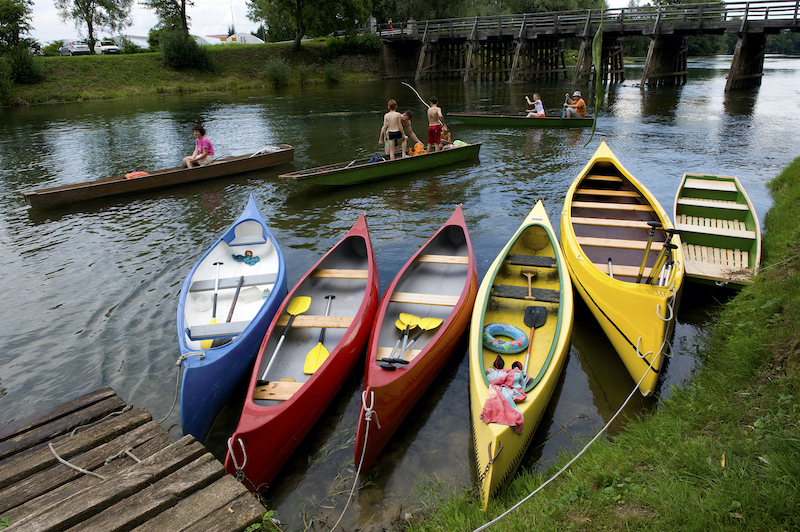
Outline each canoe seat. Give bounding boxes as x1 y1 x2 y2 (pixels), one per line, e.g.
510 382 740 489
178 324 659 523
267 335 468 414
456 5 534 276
375 345 422 363
229 221 266 246
675 215 756 239
682 243 749 269
571 216 656 229
593 262 653 279
676 198 749 211
491 284 560 303
229 236 267 246
576 188 639 198
188 320 250 340
584 174 623 183
275 315 355 328
572 200 653 212
189 273 277 292
683 177 738 192
389 291 461 306
577 236 664 251
253 380 303 401
311 269 369 279
504 254 557 268
416 254 469 265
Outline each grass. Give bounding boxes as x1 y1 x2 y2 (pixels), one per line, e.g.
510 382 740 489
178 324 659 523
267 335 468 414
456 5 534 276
3 41 379 106
405 157 800 530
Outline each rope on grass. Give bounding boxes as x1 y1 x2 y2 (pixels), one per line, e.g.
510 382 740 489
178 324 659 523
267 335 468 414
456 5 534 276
471 349 663 532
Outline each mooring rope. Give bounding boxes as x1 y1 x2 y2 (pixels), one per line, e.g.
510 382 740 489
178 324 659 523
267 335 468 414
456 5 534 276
49 443 107 480
158 351 204 424
472 350 662 532
70 405 133 436
330 390 381 532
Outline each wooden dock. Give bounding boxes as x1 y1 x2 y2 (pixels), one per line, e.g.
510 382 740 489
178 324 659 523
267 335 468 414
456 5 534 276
0 387 265 531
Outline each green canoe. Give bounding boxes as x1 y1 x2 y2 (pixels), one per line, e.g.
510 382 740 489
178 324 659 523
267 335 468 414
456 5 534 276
447 112 594 128
673 173 762 286
279 142 481 186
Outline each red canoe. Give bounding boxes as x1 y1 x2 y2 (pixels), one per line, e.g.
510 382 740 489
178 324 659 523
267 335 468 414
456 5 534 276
225 214 380 491
354 205 478 472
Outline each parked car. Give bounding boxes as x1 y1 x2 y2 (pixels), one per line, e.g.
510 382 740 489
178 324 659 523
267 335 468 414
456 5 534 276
94 40 120 55
59 40 91 56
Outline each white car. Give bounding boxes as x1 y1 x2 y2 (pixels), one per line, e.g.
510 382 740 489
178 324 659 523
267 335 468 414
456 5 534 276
94 40 120 55
59 40 91 56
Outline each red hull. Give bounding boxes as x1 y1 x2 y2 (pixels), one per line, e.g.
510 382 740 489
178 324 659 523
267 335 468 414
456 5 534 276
225 214 379 491
354 205 478 472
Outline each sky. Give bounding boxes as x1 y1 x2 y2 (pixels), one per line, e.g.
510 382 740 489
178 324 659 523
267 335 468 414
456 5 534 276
27 0 630 46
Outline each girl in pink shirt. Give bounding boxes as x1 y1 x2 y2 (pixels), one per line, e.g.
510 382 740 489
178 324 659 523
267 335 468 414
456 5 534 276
183 123 215 167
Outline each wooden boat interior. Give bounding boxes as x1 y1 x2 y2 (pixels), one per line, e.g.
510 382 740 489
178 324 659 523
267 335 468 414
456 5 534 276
253 235 370 405
373 225 471 365
570 164 675 285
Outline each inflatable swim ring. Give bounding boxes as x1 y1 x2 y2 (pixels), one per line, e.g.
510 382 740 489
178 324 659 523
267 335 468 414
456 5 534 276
482 323 528 354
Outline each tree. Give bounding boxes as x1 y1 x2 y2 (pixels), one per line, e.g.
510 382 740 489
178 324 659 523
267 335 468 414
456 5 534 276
247 0 370 51
55 0 133 50
0 0 32 50
141 0 191 34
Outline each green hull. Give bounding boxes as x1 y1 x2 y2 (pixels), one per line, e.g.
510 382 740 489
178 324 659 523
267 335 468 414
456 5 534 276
448 113 594 128
673 173 762 286
279 142 481 185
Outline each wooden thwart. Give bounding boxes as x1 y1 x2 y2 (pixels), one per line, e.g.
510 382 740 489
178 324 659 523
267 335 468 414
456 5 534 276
311 268 369 279
675 215 756 239
684 177 738 192
577 236 664 251
593 262 653 278
275 314 354 328
389 291 460 306
416 254 469 264
491 284 560 302
576 188 639 197
572 200 654 212
677 197 749 210
189 273 276 292
253 381 303 401
504 254 557 268
571 216 655 229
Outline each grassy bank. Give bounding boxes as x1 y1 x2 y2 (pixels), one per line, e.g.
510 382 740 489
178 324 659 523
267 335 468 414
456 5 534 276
408 158 800 530
3 41 380 106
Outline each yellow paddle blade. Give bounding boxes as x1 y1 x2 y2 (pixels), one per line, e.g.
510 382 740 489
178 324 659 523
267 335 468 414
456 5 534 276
303 342 329 374
287 296 311 316
395 319 406 331
200 317 219 349
419 317 444 330
399 313 420 328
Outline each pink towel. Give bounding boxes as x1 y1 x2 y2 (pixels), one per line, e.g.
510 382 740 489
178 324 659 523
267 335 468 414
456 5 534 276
480 368 530 434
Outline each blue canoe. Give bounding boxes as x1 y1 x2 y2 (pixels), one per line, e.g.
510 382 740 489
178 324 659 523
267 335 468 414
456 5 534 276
177 194 288 442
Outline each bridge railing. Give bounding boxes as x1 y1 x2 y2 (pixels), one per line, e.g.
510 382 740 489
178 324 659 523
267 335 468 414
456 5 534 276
379 0 799 38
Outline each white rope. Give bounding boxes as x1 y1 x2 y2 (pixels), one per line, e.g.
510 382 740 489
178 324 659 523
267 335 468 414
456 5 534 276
330 391 381 531
227 437 247 472
105 448 142 465
70 405 133 436
472 349 662 532
49 443 107 480
158 363 183 424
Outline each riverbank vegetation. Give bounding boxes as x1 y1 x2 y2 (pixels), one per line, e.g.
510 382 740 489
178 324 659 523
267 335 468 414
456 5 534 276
406 158 800 530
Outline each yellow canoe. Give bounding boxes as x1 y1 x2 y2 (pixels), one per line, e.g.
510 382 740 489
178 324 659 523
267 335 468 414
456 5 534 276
560 142 684 396
469 200 574 510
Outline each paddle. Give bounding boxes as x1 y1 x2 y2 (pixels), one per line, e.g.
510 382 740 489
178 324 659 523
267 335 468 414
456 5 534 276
560 93 569 120
303 295 335 374
522 306 547 372
399 312 420 360
200 261 223 349
257 296 312 385
210 275 245 348
521 266 538 300
607 257 614 278
399 317 444 357
380 313 420 367
636 221 663 283
383 318 408 362
647 228 680 284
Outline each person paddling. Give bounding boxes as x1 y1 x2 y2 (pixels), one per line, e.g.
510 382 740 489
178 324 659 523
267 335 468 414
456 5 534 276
563 91 586 118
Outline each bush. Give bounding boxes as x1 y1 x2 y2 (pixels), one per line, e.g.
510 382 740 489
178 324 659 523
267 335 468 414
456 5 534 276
322 65 341 83
7 46 43 84
325 33 382 58
0 58 13 105
118 36 145 54
159 29 212 70
265 57 290 86
43 40 62 56
296 64 313 84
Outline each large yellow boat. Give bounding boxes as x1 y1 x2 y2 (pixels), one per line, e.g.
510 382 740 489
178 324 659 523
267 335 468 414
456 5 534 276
560 142 684 396
469 200 574 509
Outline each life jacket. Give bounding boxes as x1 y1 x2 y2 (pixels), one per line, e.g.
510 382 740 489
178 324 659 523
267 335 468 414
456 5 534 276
408 143 425 156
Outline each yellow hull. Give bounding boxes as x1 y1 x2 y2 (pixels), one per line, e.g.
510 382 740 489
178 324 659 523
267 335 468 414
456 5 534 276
560 142 684 396
469 201 574 509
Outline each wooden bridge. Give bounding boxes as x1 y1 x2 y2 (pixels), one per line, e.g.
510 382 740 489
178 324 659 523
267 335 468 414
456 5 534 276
380 0 800 91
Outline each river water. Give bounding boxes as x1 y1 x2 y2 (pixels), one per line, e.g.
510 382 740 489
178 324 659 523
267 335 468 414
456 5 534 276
1 56 798 530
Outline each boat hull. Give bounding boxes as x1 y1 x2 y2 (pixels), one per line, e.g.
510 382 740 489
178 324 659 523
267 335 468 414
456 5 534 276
469 201 573 509
278 142 481 185
23 145 294 208
448 112 594 128
225 214 379 491
673 173 761 286
560 142 684 397
354 205 478 473
177 194 287 443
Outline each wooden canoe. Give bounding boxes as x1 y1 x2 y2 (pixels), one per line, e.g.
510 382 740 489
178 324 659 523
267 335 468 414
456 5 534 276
673 173 761 286
447 112 594 128
22 144 294 208
560 141 684 397
224 214 380 491
354 204 478 473
177 194 288 444
469 200 573 510
278 142 481 185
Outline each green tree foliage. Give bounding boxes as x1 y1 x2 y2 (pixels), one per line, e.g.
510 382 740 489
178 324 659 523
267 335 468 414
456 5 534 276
159 28 211 70
141 0 190 33
55 0 133 50
247 0 370 50
0 0 32 50
767 29 800 54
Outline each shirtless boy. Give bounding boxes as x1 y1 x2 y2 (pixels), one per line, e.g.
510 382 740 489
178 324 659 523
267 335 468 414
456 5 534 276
379 99 406 160
426 96 445 152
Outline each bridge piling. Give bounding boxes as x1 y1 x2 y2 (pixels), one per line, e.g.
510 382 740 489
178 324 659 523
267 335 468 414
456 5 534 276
640 35 688 87
726 33 766 91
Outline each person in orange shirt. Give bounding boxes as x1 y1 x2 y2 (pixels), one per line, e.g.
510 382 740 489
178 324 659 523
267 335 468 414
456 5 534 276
564 90 586 118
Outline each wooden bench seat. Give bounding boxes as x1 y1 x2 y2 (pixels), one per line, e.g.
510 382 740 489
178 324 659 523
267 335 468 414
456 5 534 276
491 284 560 302
572 200 654 212
253 380 303 401
571 216 657 229
275 315 355 328
675 214 756 239
188 320 250 340
389 291 461 306
504 254 557 268
416 254 469 265
311 269 369 279
577 236 664 251
189 273 277 292
683 177 737 193
677 198 749 210
682 243 749 269
576 188 639 198
593 262 653 279
375 345 422 363
584 174 623 183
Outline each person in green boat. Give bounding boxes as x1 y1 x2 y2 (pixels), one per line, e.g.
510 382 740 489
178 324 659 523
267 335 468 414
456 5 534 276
379 99 407 160
563 91 586 118
400 109 423 150
525 93 545 117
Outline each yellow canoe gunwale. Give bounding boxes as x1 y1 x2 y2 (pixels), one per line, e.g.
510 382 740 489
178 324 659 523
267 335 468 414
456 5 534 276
469 200 574 510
